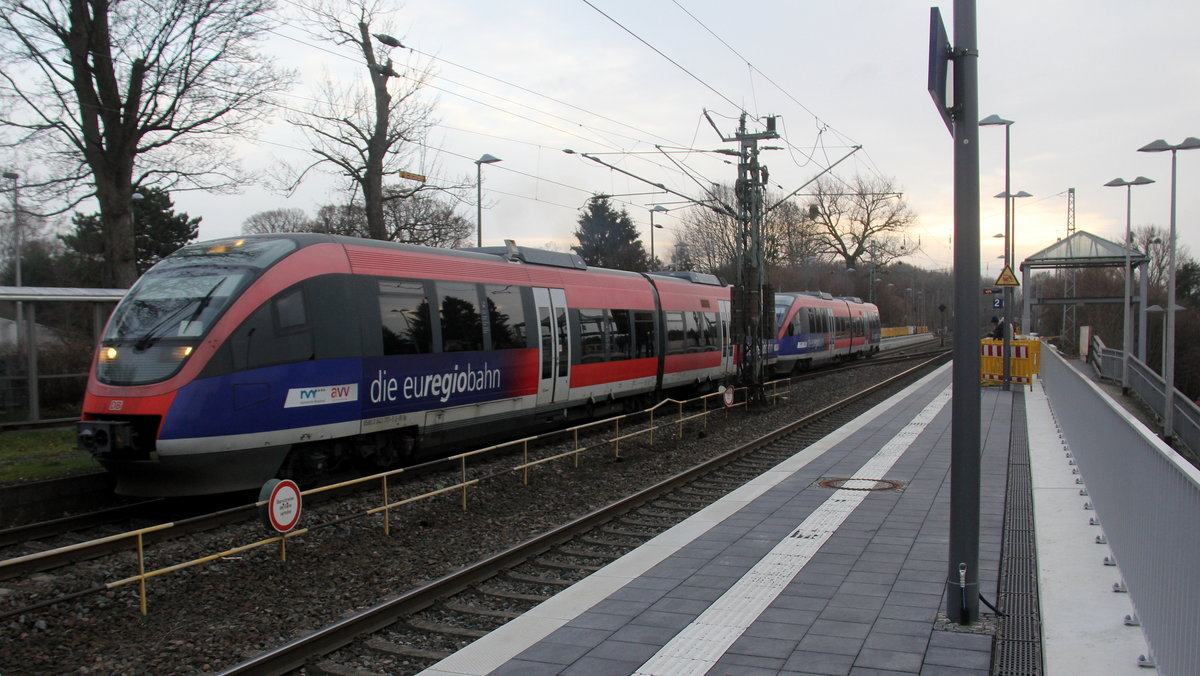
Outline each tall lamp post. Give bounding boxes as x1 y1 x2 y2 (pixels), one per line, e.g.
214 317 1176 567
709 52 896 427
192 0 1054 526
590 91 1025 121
992 189 1030 388
3 171 21 288
474 154 501 247
979 114 1015 390
1104 175 1154 393
1138 137 1200 440
648 205 668 268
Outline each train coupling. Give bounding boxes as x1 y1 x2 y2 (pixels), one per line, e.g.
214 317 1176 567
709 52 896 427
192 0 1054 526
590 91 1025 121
76 420 133 457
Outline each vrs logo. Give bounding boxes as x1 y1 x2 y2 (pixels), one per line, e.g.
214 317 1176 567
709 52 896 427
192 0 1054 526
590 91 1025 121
284 384 359 408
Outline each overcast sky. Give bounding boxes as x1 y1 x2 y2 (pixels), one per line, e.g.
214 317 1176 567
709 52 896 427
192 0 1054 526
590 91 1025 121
172 0 1200 279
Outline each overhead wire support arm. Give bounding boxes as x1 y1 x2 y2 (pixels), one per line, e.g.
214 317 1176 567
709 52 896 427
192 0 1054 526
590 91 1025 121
766 145 862 214
562 149 739 219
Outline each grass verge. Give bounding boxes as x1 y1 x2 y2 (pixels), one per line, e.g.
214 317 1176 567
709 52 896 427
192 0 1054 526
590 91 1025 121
0 427 101 484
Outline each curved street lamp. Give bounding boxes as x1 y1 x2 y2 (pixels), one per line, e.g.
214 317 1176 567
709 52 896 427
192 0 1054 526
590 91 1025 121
1137 137 1200 439
474 154 502 247
1104 175 1154 393
648 205 668 269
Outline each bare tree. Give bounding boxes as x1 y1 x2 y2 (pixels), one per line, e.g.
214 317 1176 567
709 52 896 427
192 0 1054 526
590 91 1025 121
805 175 918 270
382 189 472 248
313 203 369 238
287 0 440 241
674 185 819 275
1133 224 1190 291
0 0 291 287
242 208 318 234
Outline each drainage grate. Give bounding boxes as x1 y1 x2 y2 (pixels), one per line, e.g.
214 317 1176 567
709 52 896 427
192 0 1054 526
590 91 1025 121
816 477 904 491
992 390 1044 675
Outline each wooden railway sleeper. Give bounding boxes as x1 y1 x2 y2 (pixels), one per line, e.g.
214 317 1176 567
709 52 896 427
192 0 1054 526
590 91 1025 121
600 524 659 538
442 600 522 620
556 546 623 560
580 534 645 548
363 637 451 661
505 570 576 586
474 584 551 602
405 617 489 639
530 557 602 572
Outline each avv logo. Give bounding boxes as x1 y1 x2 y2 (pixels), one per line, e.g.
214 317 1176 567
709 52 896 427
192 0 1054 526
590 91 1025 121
284 383 359 408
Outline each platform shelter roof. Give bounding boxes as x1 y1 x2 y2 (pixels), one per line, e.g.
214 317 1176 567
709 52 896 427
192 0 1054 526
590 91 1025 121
1020 231 1149 271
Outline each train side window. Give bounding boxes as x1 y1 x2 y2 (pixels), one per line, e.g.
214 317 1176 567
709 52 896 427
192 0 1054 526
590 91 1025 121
379 279 432 355
700 312 719 350
665 312 686 355
274 287 307 330
610 309 632 360
577 309 605 363
634 310 656 358
484 284 527 350
437 281 483 352
685 312 702 351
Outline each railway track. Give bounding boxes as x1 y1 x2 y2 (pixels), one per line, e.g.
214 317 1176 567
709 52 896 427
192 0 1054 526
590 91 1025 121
221 350 949 676
0 340 939 546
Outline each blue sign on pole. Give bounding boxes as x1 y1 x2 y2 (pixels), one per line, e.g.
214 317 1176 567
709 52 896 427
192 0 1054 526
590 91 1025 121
927 8 953 135
993 298 1003 309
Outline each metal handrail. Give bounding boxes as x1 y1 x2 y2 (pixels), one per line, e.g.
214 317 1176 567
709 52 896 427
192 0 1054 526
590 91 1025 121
0 388 739 615
1043 347 1200 674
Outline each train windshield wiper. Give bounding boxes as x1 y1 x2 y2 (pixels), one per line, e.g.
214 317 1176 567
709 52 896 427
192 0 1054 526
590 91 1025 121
133 281 222 351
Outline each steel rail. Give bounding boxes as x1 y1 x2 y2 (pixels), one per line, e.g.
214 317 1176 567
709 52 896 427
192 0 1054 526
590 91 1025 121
219 350 949 675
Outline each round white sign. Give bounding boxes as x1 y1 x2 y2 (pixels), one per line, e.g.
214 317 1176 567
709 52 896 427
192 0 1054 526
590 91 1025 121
259 478 302 533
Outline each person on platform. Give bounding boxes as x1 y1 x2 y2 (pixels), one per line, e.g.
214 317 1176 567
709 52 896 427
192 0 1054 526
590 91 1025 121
989 316 1006 340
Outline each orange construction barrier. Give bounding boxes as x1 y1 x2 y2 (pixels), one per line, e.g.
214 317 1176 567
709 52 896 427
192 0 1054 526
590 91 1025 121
981 337 1040 389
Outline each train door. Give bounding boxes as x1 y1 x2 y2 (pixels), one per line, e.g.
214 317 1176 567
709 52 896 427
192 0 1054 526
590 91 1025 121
533 288 571 405
719 299 734 375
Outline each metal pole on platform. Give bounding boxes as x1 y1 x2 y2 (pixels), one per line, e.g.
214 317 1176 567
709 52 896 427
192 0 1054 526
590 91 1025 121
1104 176 1154 394
948 0 981 625
1138 137 1200 440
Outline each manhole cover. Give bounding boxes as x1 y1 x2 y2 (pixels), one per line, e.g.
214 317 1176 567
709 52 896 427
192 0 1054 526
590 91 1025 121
818 477 904 491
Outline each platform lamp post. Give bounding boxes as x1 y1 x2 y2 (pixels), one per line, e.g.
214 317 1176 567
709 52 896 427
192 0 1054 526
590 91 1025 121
979 115 1014 390
1138 137 1200 440
3 171 23 361
474 154 502 247
1104 176 1154 394
648 205 668 269
3 171 21 288
992 189 1030 389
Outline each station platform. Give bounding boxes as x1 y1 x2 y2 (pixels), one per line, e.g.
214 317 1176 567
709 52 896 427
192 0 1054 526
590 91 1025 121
421 363 1149 676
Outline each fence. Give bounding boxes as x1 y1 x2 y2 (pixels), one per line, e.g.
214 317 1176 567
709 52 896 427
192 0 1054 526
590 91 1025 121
0 287 125 426
1087 334 1200 459
0 387 740 616
1042 346 1200 675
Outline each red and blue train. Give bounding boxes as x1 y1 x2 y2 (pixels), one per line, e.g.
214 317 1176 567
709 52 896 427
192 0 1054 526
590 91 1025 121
772 291 881 374
76 235 736 496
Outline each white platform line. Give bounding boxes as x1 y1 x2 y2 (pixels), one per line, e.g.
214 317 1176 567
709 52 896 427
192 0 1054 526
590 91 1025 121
633 385 952 676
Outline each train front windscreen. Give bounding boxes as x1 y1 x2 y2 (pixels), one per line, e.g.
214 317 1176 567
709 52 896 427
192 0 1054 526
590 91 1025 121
96 237 298 386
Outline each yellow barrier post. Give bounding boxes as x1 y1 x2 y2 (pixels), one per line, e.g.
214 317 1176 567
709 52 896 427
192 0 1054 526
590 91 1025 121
382 476 390 535
137 532 147 615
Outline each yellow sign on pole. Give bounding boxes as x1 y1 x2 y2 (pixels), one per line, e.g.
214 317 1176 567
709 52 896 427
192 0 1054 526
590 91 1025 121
398 170 426 183
995 265 1020 287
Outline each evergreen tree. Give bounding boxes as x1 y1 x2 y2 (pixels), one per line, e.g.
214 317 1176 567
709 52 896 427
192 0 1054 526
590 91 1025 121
571 196 649 271
60 187 200 287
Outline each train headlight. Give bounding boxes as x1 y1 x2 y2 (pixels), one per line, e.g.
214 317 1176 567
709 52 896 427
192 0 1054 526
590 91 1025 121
100 346 118 362
171 345 194 359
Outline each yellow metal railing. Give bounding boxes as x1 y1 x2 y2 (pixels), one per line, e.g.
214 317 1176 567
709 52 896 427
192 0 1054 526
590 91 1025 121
980 337 1041 389
0 387 742 615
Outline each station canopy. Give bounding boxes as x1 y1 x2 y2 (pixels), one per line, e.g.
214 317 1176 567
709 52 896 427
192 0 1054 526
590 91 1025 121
1019 230 1149 272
